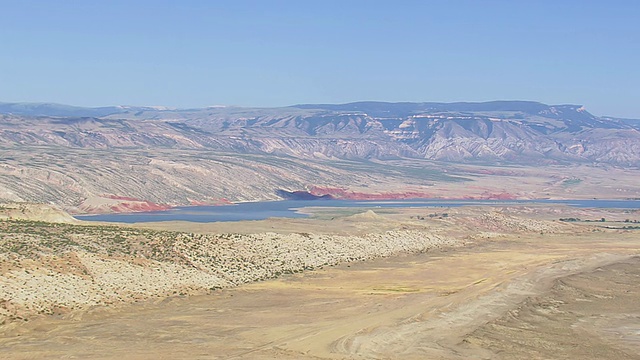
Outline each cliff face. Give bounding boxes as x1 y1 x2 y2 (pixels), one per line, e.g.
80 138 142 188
2 101 638 165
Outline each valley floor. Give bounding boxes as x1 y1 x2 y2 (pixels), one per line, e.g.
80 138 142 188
0 205 639 359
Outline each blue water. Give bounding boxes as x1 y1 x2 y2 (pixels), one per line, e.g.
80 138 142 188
74 199 640 224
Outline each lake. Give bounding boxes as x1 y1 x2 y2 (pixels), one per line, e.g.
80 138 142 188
74 199 640 223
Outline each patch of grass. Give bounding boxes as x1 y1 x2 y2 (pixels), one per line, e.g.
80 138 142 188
321 159 468 183
372 286 420 293
561 178 583 187
0 219 183 261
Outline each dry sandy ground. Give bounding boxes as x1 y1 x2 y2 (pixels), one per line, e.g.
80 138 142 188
1 217 639 359
466 257 640 359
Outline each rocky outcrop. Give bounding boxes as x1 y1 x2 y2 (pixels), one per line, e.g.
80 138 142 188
78 195 172 214
308 187 435 200
275 190 334 200
0 203 78 223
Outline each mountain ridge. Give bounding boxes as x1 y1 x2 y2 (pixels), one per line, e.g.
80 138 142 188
1 100 637 165
1 100 639 212
2 99 638 119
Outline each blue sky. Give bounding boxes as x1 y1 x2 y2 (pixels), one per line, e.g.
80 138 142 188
1 0 639 117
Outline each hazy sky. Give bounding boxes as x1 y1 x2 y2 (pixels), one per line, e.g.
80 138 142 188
1 0 639 117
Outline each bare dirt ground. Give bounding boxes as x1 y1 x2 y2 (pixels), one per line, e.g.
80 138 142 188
465 257 640 360
0 204 639 359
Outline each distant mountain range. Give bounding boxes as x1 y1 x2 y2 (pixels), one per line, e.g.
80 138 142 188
2 100 640 212
0 102 177 118
1 100 639 166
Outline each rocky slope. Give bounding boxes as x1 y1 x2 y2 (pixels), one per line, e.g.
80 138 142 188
1 101 639 212
2 101 639 165
0 209 466 323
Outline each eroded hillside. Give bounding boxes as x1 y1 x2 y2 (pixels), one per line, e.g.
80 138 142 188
1 101 639 213
1 205 468 323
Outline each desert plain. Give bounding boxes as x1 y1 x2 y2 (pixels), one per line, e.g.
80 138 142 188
1 203 639 359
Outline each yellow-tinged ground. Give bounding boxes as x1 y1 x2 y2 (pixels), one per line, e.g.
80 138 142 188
1 204 639 359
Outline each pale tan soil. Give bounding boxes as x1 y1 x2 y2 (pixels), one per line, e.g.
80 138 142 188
0 205 639 359
464 257 640 359
131 204 586 236
0 203 78 223
0 206 467 323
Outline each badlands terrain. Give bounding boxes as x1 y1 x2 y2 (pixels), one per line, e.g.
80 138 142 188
1 203 639 359
1 101 639 213
1 100 639 359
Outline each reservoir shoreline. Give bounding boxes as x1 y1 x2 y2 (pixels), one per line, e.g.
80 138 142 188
75 198 640 223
